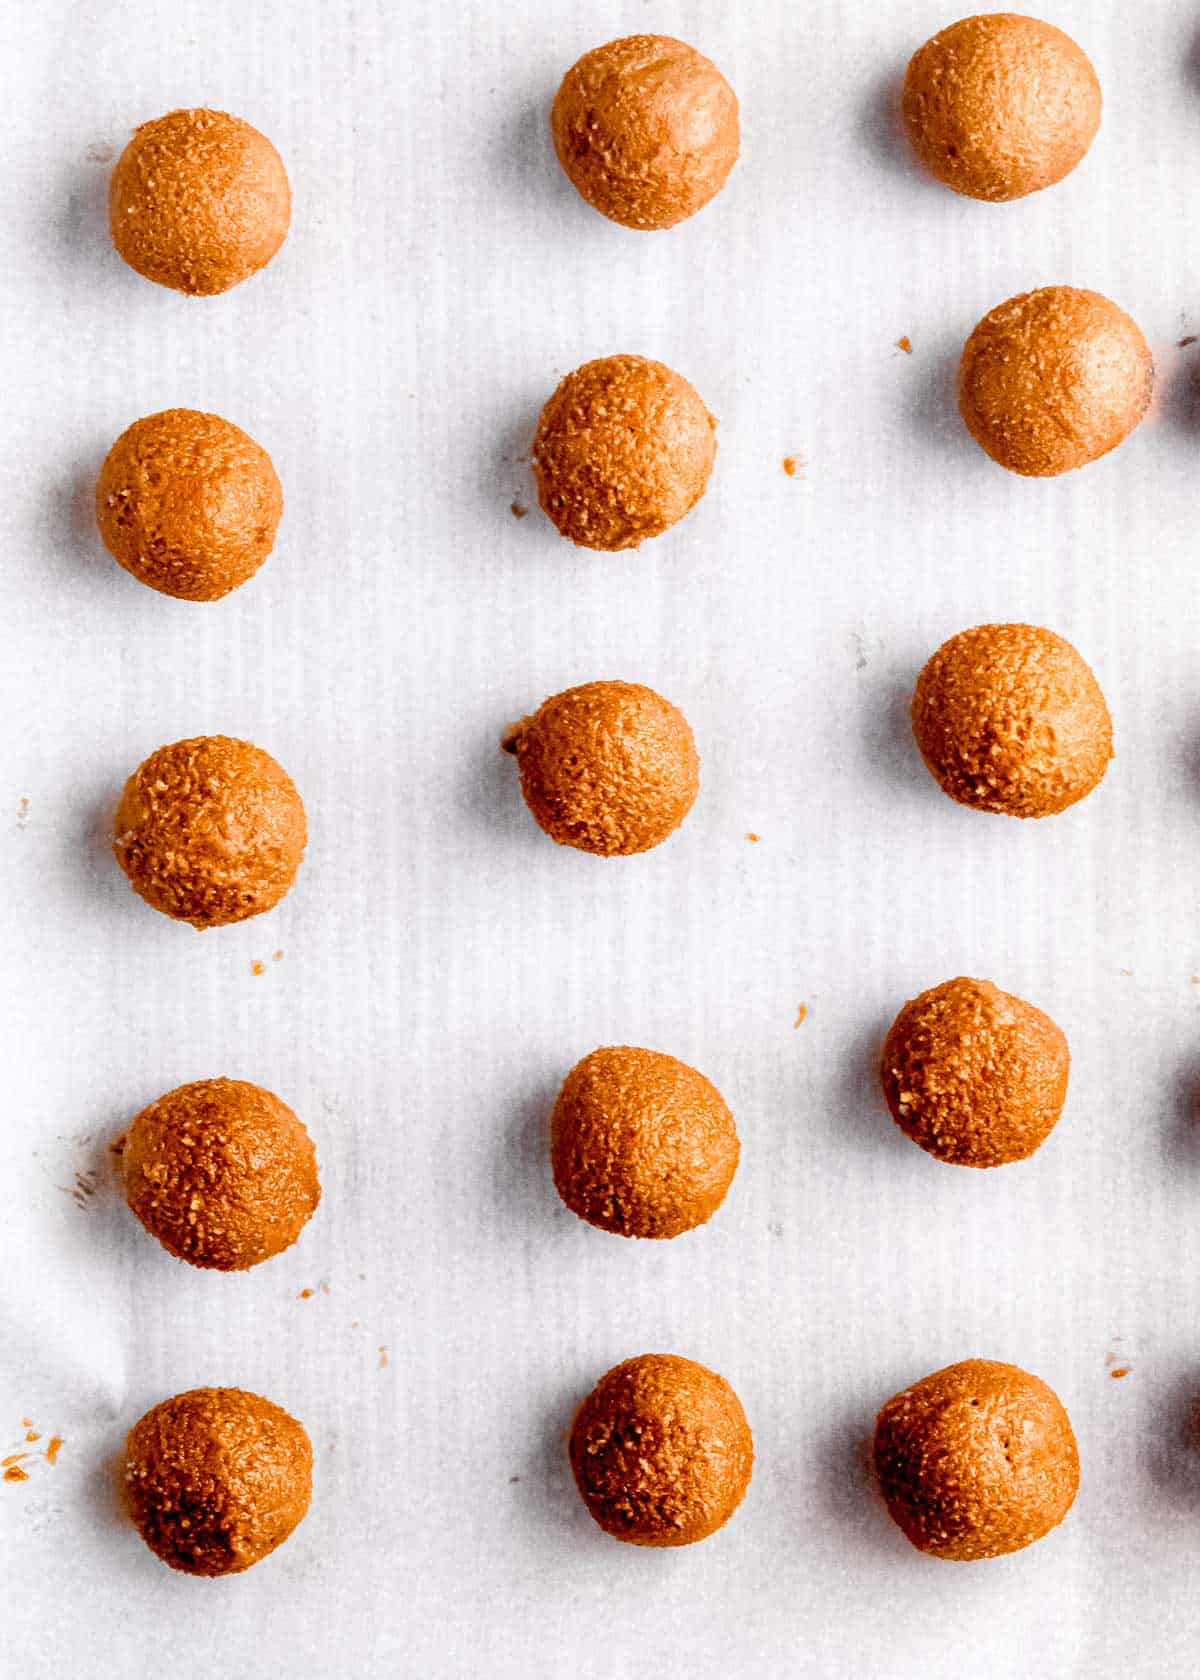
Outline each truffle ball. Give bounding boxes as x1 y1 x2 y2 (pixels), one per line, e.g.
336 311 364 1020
881 978 1069 1167
532 355 716 551
551 1047 739 1237
912 622 1112 817
874 1359 1079 1560
903 15 1101 202
502 680 699 855
96 409 283 601
551 34 739 230
124 1078 320 1270
114 735 307 928
109 107 290 296
125 1387 311 1575
959 286 1152 476
569 1353 753 1546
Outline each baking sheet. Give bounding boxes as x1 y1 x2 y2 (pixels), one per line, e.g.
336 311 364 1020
5 0 1200 1674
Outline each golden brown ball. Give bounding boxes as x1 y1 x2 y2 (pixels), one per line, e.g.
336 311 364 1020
880 978 1069 1167
903 14 1101 202
124 1078 320 1270
551 1047 738 1237
569 1353 753 1546
912 622 1112 817
959 286 1152 476
874 1359 1079 1560
109 107 290 296
125 1387 312 1575
502 680 699 855
532 355 716 551
113 735 307 928
96 409 283 601
551 34 739 230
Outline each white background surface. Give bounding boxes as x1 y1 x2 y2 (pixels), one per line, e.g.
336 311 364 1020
4 1 1200 1674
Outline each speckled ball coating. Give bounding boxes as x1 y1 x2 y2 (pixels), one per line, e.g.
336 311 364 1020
532 355 717 551
874 1359 1079 1560
109 107 290 296
903 14 1101 202
96 409 283 601
959 287 1152 476
124 1078 320 1270
569 1354 753 1546
551 34 739 229
114 735 307 928
881 978 1069 1167
125 1387 312 1575
912 622 1112 817
502 680 699 855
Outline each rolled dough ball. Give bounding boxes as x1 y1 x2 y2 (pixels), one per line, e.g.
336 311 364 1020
903 14 1100 201
532 355 716 550
502 680 699 855
114 735 307 928
912 622 1112 817
959 286 1152 476
874 1359 1079 1559
569 1353 753 1546
109 107 290 295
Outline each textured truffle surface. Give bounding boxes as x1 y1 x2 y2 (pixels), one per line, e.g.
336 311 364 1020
903 14 1100 201
125 1387 312 1575
881 978 1069 1167
551 34 739 229
110 107 290 296
532 355 716 551
912 622 1112 817
569 1354 753 1546
959 286 1152 476
114 735 307 928
874 1359 1079 1560
124 1078 320 1270
96 409 282 601
551 1046 739 1237
503 680 699 855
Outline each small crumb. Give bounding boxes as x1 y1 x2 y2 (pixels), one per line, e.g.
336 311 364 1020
272 949 284 962
4 1465 29 1484
45 1437 62 1465
21 1419 31 1430
1110 1366 1131 1380
24 1430 39 1444
16 797 29 827
298 1288 314 1300
510 501 528 519
2 1453 29 1470
1120 968 1133 977
319 1280 330 1296
378 1346 389 1369
1191 977 1199 985
1179 336 1198 349
509 1475 521 1484
250 960 265 977
794 1004 808 1028
781 455 801 478
746 832 760 843
897 336 913 354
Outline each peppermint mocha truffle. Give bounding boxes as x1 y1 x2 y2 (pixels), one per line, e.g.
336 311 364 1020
96 409 283 601
903 15 1101 202
532 355 716 550
569 1354 753 1546
874 1359 1079 1560
109 107 290 295
881 978 1069 1167
912 623 1112 817
124 1078 320 1270
114 735 307 928
502 680 699 855
551 34 739 229
959 287 1152 476
125 1387 312 1575
551 1047 738 1237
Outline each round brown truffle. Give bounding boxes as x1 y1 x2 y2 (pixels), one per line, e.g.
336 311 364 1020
125 1387 312 1575
109 107 290 296
551 1047 738 1237
881 978 1069 1167
569 1354 753 1546
912 622 1112 818
124 1078 320 1269
903 15 1101 202
551 34 739 230
96 409 283 601
532 355 716 551
959 286 1152 476
113 735 307 928
502 680 699 855
874 1359 1079 1560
